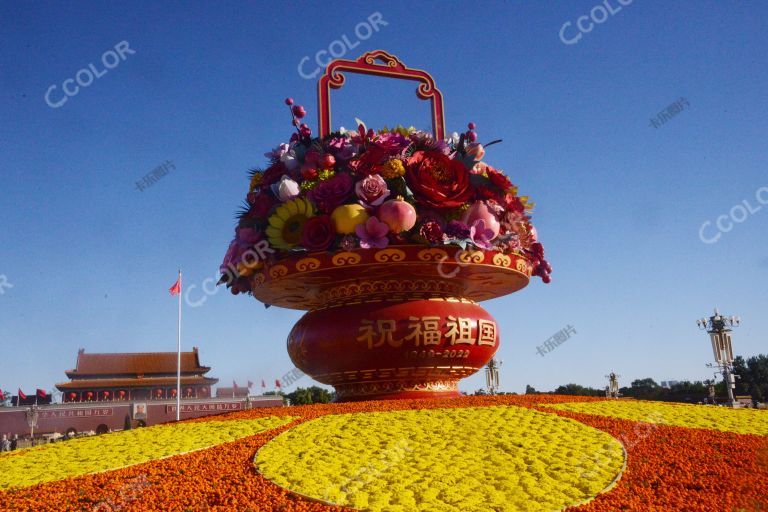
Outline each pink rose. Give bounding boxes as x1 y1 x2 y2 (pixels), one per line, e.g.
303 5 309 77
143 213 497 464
355 174 390 208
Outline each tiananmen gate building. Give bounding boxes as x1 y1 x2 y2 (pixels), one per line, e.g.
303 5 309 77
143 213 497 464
56 347 219 402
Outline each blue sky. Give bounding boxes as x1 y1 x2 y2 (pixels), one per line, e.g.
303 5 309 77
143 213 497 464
1 1 766 397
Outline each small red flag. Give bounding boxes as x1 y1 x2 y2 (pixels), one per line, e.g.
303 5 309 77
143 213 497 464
275 379 281 388
36 388 47 398
0 390 5 401
18 388 26 400
169 275 182 296
261 379 266 389
232 380 238 389
247 380 254 389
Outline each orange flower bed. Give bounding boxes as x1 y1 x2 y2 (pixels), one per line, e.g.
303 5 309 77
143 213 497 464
0 395 765 512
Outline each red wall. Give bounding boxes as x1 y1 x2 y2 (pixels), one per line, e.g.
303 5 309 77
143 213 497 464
0 397 283 437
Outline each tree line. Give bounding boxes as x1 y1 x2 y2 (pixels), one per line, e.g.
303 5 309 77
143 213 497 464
522 353 768 404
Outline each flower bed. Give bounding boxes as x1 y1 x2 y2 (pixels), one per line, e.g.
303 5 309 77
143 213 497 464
0 416 293 490
256 406 624 512
0 395 765 511
546 400 768 436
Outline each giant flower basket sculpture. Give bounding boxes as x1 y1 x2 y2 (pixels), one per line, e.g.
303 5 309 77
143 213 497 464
220 51 551 401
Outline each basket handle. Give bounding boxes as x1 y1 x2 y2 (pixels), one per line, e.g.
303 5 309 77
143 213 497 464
317 50 446 140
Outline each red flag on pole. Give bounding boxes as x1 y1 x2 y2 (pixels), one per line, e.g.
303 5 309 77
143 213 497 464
36 388 47 398
247 380 254 389
18 388 26 400
0 390 5 401
232 380 238 389
261 379 266 389
275 379 281 389
169 276 182 295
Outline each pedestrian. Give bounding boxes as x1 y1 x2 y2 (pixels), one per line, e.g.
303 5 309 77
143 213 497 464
0 434 9 452
10 434 18 451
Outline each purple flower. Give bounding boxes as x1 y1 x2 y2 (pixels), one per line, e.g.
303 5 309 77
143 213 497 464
264 143 299 170
327 136 358 161
355 174 390 208
236 227 262 245
410 131 451 154
373 132 410 154
470 219 495 250
444 220 471 240
355 217 390 249
220 240 239 274
220 239 249 275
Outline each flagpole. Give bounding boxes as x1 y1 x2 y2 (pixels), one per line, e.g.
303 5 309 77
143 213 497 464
176 269 182 421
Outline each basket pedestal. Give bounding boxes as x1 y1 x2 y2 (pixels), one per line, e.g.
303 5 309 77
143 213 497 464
252 246 531 401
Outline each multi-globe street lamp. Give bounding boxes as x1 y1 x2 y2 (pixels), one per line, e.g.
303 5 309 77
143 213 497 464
697 308 740 407
25 404 39 443
605 372 620 399
485 358 502 395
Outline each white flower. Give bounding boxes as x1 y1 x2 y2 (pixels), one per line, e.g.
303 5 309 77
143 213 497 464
264 143 289 160
265 143 299 170
271 175 300 202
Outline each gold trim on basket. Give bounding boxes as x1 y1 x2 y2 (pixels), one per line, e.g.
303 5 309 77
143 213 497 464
331 252 362 266
374 248 406 262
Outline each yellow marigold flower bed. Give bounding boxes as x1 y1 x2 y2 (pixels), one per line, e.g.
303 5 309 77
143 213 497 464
547 400 768 436
255 406 624 512
0 416 293 490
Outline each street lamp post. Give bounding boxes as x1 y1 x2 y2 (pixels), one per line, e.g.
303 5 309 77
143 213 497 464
25 405 39 444
705 379 716 404
485 358 502 395
605 372 621 399
697 308 740 407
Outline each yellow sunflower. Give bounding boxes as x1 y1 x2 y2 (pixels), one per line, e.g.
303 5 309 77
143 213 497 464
266 198 314 250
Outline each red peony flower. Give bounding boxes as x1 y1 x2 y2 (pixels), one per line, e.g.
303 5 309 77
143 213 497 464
504 193 526 214
300 215 335 251
476 185 502 202
262 162 289 186
348 145 389 175
307 172 353 213
348 133 409 175
485 166 513 191
405 150 472 209
246 191 276 220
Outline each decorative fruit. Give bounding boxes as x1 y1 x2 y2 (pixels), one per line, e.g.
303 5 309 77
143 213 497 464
463 201 500 239
331 204 369 234
378 196 417 233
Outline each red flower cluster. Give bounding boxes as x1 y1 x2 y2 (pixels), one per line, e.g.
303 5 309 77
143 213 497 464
405 151 472 209
220 106 552 296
